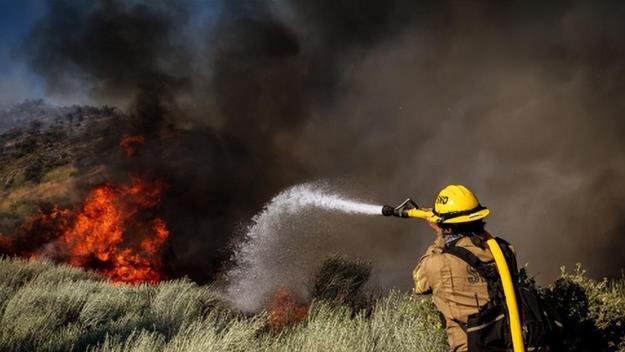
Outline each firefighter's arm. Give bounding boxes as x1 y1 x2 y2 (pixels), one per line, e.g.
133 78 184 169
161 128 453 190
413 247 434 294
414 222 444 294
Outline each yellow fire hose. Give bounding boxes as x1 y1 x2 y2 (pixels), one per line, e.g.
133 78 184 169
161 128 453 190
383 202 525 352
486 237 525 352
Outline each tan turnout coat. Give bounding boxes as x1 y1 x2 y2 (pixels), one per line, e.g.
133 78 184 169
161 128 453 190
413 235 495 352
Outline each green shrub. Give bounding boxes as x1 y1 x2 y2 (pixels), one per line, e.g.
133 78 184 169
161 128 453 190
311 256 372 310
259 293 446 352
0 257 231 352
541 264 625 352
0 257 623 351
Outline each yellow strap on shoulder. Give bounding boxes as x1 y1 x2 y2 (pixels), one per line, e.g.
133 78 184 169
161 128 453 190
486 238 525 352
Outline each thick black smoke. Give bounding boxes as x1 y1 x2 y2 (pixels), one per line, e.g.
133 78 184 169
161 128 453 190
20 0 625 290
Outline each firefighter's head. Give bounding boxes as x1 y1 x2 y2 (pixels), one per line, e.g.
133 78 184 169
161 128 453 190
433 185 489 236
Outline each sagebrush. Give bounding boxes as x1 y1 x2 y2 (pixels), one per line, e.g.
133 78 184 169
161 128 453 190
0 257 623 352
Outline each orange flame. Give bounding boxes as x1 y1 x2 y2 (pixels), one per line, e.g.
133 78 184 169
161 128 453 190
267 288 309 331
0 206 71 258
54 178 169 284
120 134 145 157
1 178 170 284
0 134 170 284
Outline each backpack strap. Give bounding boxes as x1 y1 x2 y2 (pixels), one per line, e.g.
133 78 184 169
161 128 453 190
442 244 503 301
442 246 498 281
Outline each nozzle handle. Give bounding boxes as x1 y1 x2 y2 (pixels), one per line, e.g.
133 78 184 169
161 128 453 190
382 198 418 217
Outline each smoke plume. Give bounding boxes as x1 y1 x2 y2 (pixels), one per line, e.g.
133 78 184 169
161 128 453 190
17 0 625 303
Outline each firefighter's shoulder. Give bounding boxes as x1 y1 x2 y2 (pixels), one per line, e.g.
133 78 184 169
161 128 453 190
420 243 444 260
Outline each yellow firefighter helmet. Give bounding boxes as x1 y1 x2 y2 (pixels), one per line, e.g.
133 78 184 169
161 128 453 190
433 185 490 224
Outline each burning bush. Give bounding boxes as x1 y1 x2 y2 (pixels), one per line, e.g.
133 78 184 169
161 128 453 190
0 206 71 258
51 179 169 284
0 178 170 284
119 134 145 157
266 288 310 332
265 257 372 332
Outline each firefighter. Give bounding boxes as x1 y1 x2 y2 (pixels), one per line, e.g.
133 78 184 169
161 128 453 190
382 185 561 351
412 185 502 352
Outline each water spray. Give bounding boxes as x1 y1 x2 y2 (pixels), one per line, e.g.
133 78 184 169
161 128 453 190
229 185 449 311
227 183 383 311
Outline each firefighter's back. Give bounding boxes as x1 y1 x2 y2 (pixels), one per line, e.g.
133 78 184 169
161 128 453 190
417 235 496 352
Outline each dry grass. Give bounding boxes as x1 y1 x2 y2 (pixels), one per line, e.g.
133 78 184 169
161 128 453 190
0 257 623 351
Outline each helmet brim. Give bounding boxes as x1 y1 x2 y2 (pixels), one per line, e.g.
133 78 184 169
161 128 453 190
440 208 490 224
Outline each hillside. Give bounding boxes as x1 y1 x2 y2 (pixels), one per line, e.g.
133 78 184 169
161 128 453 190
0 100 123 233
0 257 623 352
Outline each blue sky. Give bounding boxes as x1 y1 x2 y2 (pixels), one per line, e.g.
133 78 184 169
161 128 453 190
0 1 43 50
0 1 46 103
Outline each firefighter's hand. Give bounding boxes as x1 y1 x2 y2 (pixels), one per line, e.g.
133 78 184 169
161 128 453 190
427 221 444 248
427 221 442 235
427 221 445 248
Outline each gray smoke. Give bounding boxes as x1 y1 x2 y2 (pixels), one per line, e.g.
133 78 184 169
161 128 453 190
18 0 625 301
